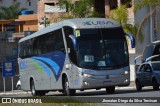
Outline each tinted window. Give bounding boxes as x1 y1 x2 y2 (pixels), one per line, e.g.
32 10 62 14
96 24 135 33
152 62 160 71
152 44 160 62
19 29 65 58
144 64 151 72
142 45 154 62
77 28 128 70
139 65 145 72
63 26 78 65
153 44 160 55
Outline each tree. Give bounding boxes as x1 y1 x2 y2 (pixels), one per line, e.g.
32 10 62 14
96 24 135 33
0 2 26 20
134 0 160 41
109 5 138 39
59 0 100 18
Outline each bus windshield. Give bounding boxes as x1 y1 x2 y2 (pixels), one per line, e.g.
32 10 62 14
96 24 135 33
76 28 129 70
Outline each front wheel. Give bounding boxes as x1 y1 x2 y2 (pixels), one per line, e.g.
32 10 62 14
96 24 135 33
63 77 76 96
17 85 21 90
106 86 115 94
136 80 142 91
30 80 38 96
153 79 159 90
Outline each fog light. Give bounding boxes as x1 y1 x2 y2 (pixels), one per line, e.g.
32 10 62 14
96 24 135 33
124 79 128 83
84 81 89 85
124 71 129 75
83 73 92 77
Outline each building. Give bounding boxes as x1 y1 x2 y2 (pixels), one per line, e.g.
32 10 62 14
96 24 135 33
0 13 38 91
0 0 38 13
134 0 160 54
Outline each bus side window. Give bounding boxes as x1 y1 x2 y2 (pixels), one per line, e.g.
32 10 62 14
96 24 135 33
19 42 25 58
63 26 77 65
54 29 65 53
33 37 40 56
46 32 55 53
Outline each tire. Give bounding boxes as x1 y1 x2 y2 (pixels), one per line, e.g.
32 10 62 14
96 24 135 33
17 85 21 90
30 80 38 96
38 91 46 96
153 79 159 90
63 77 76 96
136 80 142 91
106 86 115 94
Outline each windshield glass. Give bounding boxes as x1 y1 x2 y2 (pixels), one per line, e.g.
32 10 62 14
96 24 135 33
77 28 129 70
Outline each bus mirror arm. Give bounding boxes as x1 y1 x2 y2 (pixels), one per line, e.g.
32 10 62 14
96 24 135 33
69 35 78 51
126 33 135 48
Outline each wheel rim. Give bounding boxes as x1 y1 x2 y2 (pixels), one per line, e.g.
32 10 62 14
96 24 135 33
64 79 69 95
31 81 35 95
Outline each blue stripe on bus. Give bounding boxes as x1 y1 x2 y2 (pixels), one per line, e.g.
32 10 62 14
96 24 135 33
32 57 60 75
32 59 51 76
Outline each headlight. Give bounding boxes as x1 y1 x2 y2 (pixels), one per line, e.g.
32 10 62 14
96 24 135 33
83 73 92 77
121 71 129 75
124 71 129 75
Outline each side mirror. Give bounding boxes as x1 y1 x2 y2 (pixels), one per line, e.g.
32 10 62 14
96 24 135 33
69 35 78 51
126 33 135 48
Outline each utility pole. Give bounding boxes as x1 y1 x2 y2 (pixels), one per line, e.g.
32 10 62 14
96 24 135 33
41 16 48 27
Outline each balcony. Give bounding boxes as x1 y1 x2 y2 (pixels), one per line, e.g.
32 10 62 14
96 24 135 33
12 32 24 38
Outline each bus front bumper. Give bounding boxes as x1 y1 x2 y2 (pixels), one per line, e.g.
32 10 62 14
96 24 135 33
77 75 130 90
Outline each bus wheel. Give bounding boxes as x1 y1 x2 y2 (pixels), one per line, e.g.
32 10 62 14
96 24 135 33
38 91 46 96
30 80 38 96
63 77 76 96
106 86 115 94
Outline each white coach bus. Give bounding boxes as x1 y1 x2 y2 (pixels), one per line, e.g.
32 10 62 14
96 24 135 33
18 18 135 96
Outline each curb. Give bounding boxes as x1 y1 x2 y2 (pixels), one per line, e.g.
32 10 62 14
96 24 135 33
0 91 30 96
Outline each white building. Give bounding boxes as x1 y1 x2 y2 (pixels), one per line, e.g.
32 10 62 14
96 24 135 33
0 0 38 13
134 0 160 54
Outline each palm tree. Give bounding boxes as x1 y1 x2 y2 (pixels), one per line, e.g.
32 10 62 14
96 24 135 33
109 5 138 39
0 2 26 20
134 0 160 41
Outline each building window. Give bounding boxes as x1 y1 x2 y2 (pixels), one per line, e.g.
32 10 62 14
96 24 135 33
29 1 31 6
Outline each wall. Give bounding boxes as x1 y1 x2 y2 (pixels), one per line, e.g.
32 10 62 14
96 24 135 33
24 20 38 31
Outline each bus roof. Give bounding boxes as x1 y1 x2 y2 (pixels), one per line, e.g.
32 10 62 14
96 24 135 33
19 18 121 43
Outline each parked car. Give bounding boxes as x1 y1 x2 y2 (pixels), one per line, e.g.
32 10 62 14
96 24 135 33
135 41 160 65
135 60 160 91
16 79 21 90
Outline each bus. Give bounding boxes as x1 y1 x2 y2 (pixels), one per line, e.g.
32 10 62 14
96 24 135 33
18 18 135 96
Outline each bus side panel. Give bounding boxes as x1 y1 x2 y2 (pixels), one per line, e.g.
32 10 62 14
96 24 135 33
19 58 43 91
31 51 66 90
50 54 69 90
19 58 51 91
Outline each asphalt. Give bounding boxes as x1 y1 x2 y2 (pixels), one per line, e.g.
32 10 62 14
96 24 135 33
0 81 136 96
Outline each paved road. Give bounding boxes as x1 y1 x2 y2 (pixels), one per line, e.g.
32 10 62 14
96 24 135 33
0 82 159 97
0 82 159 106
